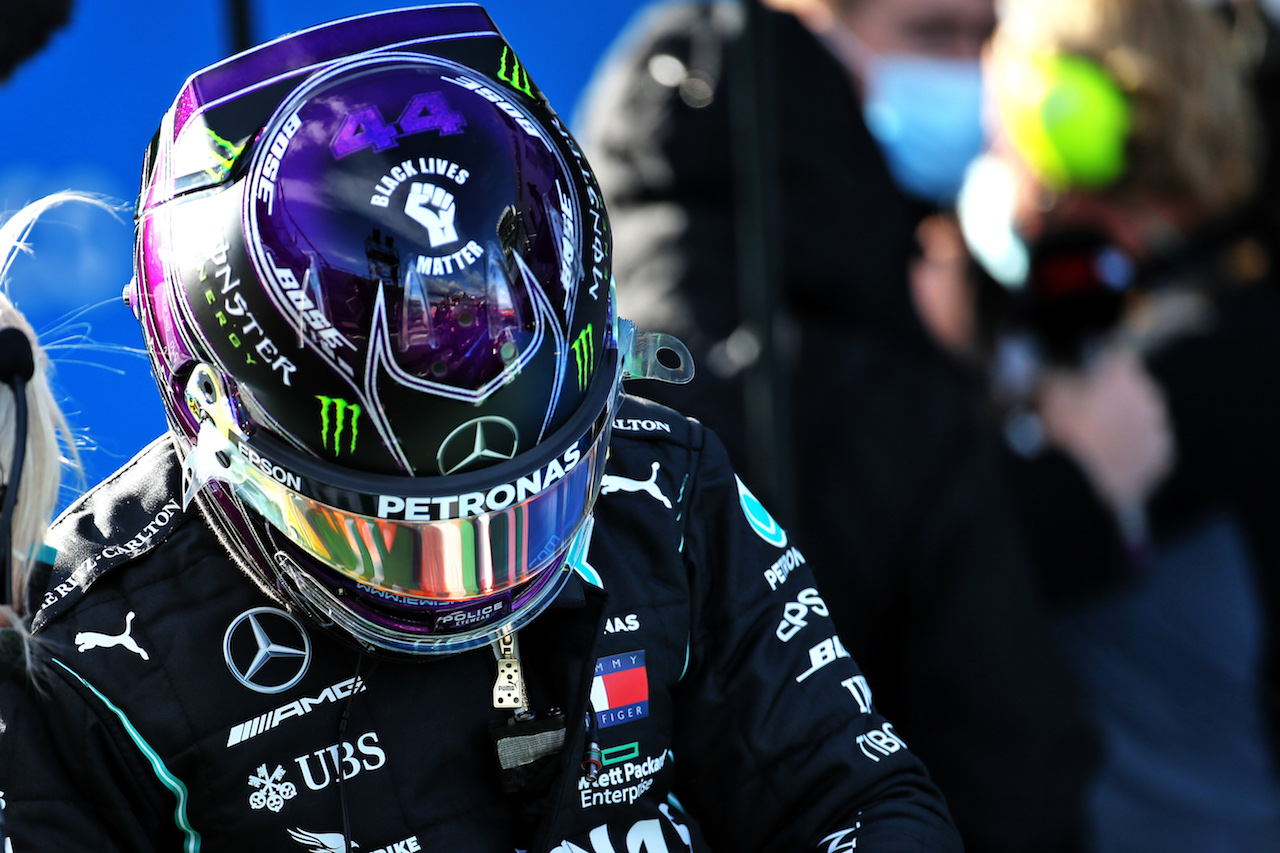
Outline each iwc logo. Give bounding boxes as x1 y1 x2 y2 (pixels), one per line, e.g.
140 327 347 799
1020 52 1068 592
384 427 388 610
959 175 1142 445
436 416 519 475
223 607 312 694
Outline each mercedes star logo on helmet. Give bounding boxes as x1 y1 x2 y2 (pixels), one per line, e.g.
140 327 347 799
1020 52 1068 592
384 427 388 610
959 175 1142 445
436 416 519 475
223 607 312 694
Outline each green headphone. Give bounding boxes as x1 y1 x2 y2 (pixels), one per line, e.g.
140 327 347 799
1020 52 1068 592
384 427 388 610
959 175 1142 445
998 51 1133 191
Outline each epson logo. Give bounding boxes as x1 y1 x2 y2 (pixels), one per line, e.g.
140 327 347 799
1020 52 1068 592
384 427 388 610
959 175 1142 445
377 442 581 520
242 445 303 491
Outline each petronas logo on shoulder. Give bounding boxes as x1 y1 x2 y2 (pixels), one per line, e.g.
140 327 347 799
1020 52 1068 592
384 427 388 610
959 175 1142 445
317 396 360 457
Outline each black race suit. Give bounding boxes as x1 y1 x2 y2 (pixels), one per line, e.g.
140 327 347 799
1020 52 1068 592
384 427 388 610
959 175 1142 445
0 396 960 852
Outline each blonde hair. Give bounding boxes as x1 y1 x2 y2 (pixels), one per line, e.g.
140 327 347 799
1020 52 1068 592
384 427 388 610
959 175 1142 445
993 0 1261 216
0 192 93 617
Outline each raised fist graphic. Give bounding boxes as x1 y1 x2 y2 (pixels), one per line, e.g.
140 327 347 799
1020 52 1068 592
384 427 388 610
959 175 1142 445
404 182 459 248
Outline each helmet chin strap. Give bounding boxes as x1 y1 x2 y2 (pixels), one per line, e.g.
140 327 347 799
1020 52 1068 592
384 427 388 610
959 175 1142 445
492 630 528 716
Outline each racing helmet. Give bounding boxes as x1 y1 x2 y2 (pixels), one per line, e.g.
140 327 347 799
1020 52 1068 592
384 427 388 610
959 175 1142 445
127 5 690 655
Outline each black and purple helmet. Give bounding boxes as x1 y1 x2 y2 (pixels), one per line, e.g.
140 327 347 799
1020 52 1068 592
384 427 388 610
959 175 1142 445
128 5 689 655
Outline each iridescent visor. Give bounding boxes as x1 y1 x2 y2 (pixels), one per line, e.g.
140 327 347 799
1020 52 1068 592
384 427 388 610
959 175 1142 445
183 418 608 603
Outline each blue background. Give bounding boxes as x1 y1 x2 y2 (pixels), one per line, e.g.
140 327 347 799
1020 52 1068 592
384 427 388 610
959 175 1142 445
0 0 647 504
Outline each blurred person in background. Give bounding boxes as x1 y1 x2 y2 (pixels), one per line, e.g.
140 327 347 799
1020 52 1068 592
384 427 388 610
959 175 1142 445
0 0 79 630
0 194 86 625
579 0 994 485
961 0 1280 847
579 1 1100 850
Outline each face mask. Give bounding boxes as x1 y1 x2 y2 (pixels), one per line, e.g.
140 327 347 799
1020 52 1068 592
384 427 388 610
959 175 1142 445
861 54 986 205
819 21 986 205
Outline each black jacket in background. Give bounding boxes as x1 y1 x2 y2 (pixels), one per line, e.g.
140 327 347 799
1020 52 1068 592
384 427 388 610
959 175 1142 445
1008 279 1280 744
579 4 1100 851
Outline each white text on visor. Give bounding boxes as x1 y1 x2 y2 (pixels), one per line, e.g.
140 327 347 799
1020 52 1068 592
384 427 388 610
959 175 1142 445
182 418 608 602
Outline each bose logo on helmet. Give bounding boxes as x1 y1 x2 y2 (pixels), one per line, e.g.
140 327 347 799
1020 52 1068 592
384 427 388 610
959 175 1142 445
443 76 539 137
376 442 582 521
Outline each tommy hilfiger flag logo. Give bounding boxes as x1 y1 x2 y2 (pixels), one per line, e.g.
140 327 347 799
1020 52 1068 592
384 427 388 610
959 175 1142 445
591 650 649 728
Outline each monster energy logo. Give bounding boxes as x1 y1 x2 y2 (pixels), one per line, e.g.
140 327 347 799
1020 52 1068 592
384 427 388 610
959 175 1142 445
497 46 534 98
571 324 594 391
205 128 246 181
317 396 360 457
